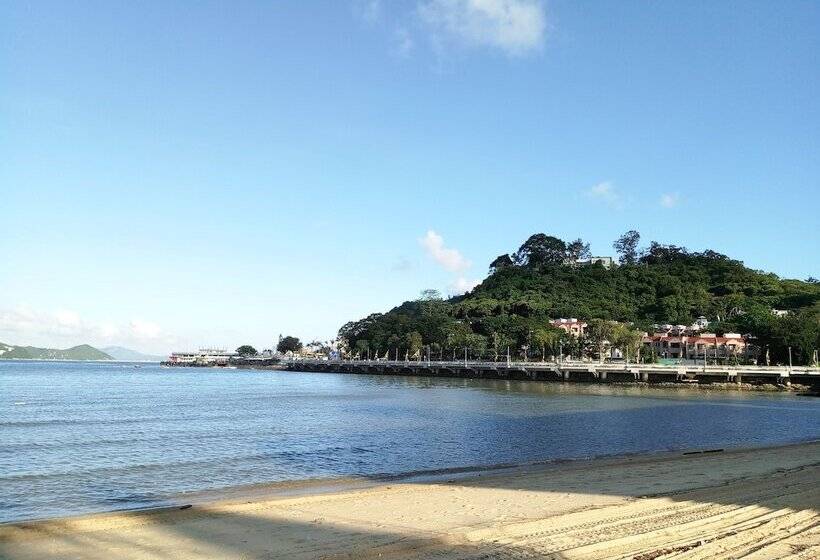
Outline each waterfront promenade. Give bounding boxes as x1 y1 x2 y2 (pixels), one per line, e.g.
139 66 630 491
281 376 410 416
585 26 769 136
285 358 820 387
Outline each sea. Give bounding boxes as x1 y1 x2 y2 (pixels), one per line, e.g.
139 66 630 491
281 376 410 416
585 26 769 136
1 360 818 523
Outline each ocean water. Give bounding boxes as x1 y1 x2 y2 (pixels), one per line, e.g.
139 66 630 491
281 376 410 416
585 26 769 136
1 361 818 523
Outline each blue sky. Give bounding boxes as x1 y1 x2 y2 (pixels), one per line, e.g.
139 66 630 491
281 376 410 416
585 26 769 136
2 1 818 354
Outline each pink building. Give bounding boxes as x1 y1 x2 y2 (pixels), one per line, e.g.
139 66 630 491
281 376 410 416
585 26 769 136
550 318 588 337
642 333 750 360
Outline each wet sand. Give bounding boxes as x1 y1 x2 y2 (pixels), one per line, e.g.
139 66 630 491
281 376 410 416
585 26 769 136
2 441 818 559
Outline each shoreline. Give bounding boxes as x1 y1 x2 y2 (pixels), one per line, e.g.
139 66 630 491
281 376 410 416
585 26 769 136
147 437 820 511
3 440 819 559
277 364 819 393
280 367 818 394
5 438 818 527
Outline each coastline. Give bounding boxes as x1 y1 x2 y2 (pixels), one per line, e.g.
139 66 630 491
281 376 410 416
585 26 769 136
280 366 817 393
3 440 818 559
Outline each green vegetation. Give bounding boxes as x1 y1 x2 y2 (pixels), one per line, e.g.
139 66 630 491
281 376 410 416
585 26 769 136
338 232 820 365
235 345 258 356
277 336 303 353
0 342 113 360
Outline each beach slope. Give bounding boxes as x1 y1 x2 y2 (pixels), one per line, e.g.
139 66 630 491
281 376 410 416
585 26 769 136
2 442 818 559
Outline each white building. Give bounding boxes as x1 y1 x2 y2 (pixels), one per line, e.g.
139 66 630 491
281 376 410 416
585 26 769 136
167 348 237 365
577 256 615 269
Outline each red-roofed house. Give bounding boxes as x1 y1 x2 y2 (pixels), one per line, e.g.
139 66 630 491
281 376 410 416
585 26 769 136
642 332 750 361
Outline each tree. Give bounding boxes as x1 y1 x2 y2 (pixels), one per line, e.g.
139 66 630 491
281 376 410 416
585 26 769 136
489 253 514 273
405 331 423 359
335 230 820 365
513 234 567 267
610 324 643 362
489 330 515 360
640 242 688 264
235 345 258 357
354 339 370 358
463 333 488 360
277 336 303 353
586 319 616 361
566 238 591 263
532 327 562 361
419 289 442 301
613 230 640 265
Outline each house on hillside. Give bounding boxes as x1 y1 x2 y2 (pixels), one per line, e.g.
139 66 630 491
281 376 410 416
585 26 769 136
576 256 615 269
550 318 588 337
642 333 751 361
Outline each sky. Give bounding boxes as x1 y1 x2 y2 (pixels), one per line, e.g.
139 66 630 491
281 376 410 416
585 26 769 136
1 1 818 355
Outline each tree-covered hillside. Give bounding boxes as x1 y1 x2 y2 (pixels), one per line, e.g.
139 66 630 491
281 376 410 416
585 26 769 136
339 232 820 365
0 342 113 361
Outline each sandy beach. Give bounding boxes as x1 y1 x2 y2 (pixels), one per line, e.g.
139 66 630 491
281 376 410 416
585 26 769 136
2 441 818 560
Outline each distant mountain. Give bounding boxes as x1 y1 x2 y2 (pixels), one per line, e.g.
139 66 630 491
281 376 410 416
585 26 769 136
101 346 165 362
0 342 113 361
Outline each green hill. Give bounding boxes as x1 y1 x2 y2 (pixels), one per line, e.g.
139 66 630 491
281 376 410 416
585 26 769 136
338 232 820 366
0 342 113 361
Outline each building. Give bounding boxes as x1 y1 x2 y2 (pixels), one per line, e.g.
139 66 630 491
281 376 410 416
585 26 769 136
691 315 710 331
653 318 710 336
550 318 588 337
642 333 750 361
166 348 237 366
577 256 615 269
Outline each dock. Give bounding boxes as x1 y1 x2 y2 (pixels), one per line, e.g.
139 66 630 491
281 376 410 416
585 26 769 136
285 359 820 388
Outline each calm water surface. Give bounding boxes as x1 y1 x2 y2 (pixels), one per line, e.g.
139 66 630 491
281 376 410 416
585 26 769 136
1 361 818 522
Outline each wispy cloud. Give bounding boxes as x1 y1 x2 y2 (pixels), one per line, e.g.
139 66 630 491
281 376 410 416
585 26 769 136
660 192 680 208
420 229 471 273
584 181 623 209
418 0 546 56
419 230 480 295
448 276 481 295
0 305 173 353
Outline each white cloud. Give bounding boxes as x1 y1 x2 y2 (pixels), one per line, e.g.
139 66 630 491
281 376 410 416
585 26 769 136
0 305 172 353
418 0 546 55
448 276 481 295
420 230 472 273
660 192 680 208
55 309 81 327
129 319 162 340
584 181 623 209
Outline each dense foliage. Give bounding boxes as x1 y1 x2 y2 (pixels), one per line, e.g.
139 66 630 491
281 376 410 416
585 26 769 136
277 336 303 353
338 232 820 365
235 345 258 356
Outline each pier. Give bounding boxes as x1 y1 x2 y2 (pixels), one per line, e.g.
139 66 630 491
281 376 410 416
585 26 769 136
285 359 820 388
